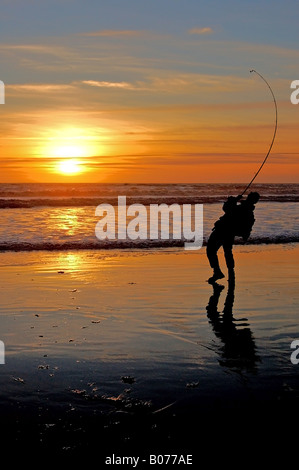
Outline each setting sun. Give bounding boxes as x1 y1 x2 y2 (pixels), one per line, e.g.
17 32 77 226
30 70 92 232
57 159 81 175
44 134 99 178
53 145 87 158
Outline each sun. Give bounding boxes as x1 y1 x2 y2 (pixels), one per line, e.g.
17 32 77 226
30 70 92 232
53 145 86 158
43 129 101 177
52 145 86 175
58 159 81 175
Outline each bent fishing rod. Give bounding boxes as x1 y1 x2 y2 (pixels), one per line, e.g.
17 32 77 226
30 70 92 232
240 69 278 197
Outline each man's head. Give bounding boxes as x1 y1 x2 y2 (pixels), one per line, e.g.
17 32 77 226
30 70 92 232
247 192 260 204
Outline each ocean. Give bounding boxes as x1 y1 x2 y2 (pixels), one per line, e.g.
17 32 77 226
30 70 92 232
0 183 298 251
0 183 299 458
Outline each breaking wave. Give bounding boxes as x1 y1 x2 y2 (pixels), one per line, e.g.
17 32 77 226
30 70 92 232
0 183 298 251
0 235 298 252
1 183 299 208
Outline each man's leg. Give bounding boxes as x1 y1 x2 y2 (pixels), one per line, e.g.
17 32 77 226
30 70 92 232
206 231 225 282
223 238 235 279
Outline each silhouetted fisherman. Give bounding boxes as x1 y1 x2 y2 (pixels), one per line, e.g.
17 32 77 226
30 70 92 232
207 192 260 283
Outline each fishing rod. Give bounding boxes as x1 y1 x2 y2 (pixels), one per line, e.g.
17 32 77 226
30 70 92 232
240 69 278 196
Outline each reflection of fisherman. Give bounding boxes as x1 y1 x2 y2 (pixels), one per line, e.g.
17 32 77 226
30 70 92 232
206 278 259 372
207 192 260 284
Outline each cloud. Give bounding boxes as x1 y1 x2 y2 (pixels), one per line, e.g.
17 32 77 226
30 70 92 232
0 43 68 55
79 30 144 37
189 27 213 35
7 83 74 93
80 80 136 90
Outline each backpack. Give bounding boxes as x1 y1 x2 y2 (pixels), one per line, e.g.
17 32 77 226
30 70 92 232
233 203 255 240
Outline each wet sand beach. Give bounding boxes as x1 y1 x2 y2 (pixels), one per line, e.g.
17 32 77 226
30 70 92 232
0 245 298 461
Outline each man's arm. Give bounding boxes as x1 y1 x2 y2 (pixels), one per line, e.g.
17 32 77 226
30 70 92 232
222 195 242 213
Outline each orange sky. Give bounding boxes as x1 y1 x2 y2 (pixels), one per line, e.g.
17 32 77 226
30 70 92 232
1 24 299 183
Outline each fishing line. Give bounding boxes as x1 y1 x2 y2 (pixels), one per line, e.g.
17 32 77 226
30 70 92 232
241 70 278 196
